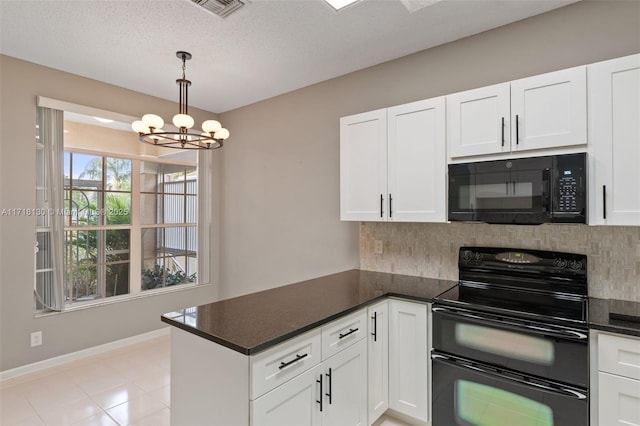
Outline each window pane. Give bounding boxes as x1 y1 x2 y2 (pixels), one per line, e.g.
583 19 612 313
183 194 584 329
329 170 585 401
69 189 100 225
106 229 130 256
70 153 102 187
106 262 129 297
105 158 131 191
186 195 197 223
65 230 98 266
141 193 161 225
36 232 52 270
164 195 185 223
185 169 197 195
35 271 54 310
105 192 131 225
68 265 98 301
141 226 197 291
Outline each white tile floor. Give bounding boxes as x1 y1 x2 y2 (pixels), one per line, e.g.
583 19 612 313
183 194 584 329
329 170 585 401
0 335 170 426
1 334 410 426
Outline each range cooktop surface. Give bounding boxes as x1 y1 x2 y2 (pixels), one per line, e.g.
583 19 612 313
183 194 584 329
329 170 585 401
435 247 589 326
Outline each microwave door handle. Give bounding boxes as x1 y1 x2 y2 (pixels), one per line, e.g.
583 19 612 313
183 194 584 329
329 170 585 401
431 352 587 400
542 168 551 214
432 306 588 341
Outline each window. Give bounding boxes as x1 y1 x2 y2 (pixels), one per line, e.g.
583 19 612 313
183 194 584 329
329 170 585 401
35 99 211 311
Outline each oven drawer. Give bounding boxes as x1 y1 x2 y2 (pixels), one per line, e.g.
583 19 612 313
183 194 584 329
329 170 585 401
432 305 589 387
599 333 640 380
432 351 588 426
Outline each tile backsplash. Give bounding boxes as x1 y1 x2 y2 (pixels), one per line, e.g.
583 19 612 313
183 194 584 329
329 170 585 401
360 222 640 301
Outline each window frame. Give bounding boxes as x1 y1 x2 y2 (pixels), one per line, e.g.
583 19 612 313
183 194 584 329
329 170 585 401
35 97 213 312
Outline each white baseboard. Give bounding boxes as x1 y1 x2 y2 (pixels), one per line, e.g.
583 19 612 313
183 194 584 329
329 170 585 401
0 327 170 382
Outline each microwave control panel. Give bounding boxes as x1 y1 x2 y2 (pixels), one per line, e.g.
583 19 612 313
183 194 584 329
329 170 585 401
558 172 578 212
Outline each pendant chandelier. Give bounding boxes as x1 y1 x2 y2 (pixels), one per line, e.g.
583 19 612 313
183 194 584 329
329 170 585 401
132 51 229 150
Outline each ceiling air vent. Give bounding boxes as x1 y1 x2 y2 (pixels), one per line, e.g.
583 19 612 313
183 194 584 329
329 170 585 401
191 0 246 18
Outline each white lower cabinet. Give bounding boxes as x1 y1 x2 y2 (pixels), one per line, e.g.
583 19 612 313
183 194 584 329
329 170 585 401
595 332 640 426
323 339 368 426
251 339 367 426
389 299 429 423
367 300 389 424
171 300 430 426
251 364 323 426
598 371 640 426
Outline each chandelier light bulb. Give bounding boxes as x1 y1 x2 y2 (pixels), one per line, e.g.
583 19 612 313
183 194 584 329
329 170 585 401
215 128 230 140
202 120 222 133
173 113 195 129
132 120 148 134
142 114 164 130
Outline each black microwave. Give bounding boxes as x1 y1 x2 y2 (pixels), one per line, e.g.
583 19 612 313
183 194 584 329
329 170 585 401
448 153 586 224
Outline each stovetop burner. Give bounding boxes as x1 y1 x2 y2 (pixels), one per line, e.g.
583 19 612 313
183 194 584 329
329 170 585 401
435 247 589 327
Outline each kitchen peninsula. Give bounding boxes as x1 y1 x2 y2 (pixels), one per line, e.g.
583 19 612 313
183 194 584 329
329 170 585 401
161 269 455 425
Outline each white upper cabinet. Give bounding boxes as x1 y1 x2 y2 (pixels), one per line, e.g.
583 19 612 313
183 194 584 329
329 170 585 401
340 109 387 221
448 66 587 160
387 97 446 222
511 66 587 152
588 54 640 226
447 82 511 158
340 98 447 223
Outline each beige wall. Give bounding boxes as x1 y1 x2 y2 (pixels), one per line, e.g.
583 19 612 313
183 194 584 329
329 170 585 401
0 56 222 371
218 0 640 299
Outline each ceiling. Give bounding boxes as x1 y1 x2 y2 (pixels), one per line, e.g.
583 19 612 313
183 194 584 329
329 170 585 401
0 0 578 114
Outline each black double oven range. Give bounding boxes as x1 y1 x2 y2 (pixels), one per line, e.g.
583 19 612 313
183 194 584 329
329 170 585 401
432 247 589 426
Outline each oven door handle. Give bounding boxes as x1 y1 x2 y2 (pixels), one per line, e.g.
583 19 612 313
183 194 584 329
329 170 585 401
431 352 588 400
432 306 588 341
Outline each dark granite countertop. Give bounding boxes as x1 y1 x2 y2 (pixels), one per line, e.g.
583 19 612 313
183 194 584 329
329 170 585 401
161 269 456 355
589 297 640 338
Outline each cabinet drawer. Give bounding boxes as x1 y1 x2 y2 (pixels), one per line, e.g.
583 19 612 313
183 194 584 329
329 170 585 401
322 310 367 360
599 333 640 380
250 329 322 400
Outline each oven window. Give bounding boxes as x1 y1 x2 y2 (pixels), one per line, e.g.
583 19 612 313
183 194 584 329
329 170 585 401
455 323 554 365
456 380 554 426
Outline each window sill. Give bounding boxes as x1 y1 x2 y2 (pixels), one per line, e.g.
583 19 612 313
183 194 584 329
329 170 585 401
34 282 215 318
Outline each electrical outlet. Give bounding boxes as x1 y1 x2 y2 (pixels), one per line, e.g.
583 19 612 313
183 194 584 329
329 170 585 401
30 331 42 347
374 240 384 255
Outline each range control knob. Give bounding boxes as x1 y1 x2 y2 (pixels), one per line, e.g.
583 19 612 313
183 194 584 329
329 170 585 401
461 251 473 262
474 252 483 261
569 260 583 271
553 258 568 268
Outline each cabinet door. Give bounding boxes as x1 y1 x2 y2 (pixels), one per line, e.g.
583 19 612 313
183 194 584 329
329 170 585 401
598 372 640 426
447 83 510 158
340 109 388 221
387 97 446 222
323 338 368 426
389 300 428 422
367 300 389 425
251 364 322 426
588 54 640 225
511 66 587 152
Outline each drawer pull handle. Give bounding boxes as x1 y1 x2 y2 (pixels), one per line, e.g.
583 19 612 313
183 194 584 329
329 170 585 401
338 328 359 339
279 353 308 370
